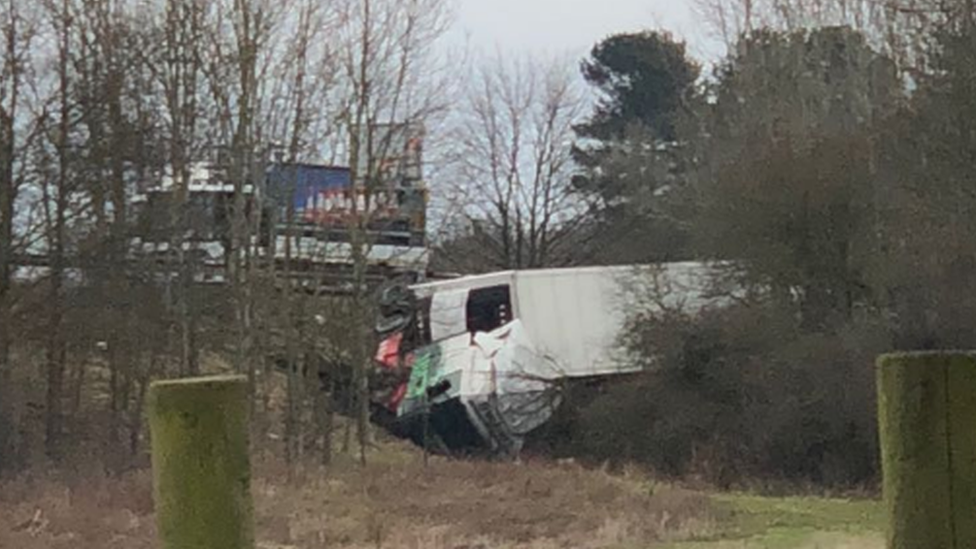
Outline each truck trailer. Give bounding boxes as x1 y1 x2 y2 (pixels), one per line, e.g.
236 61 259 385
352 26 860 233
370 262 727 457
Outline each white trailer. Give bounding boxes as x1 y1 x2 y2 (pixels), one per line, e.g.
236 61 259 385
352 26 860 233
377 262 726 456
411 262 722 379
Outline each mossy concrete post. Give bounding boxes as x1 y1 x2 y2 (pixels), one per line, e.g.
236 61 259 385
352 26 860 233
148 375 254 549
877 352 976 549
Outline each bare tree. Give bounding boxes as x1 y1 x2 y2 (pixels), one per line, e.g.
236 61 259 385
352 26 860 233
331 0 452 465
0 0 36 473
0 0 452 471
440 55 589 271
69 0 150 461
34 0 79 462
260 0 338 467
143 0 211 377
202 0 282 414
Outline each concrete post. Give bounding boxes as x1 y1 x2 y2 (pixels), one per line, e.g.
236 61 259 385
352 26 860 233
877 352 976 549
148 375 254 549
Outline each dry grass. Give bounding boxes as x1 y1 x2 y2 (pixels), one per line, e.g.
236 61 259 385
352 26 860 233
0 440 715 549
0 468 157 549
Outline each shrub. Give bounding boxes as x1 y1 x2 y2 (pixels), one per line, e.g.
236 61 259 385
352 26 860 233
565 301 885 490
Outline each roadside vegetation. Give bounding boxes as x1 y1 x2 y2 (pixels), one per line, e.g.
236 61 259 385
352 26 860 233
1 1 975 548
0 434 882 549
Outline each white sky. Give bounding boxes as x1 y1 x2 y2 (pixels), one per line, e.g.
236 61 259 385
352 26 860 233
447 0 723 63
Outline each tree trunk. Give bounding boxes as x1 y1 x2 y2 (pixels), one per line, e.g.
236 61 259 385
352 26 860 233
45 0 71 464
71 358 85 417
0 328 9 474
282 186 300 467
342 393 352 454
178 256 197 376
109 346 121 445
352 221 371 465
284 328 300 465
44 208 67 462
0 158 11 469
70 358 85 453
317 371 333 467
0 111 11 474
44 332 66 462
129 374 149 458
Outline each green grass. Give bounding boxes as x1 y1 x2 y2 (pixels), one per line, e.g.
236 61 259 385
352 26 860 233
662 492 884 549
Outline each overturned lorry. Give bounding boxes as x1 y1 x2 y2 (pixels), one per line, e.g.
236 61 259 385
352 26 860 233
370 263 724 457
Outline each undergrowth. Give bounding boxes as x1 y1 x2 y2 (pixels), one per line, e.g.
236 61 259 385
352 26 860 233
0 440 717 549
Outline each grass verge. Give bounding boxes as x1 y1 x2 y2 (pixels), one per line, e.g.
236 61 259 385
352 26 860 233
0 428 883 549
660 492 883 549
0 440 716 549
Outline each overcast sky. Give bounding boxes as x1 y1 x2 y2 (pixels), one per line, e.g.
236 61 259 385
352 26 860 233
447 0 722 63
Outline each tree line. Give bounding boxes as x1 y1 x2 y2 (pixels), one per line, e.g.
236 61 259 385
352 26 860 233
0 0 452 474
1 0 974 489
531 1 976 488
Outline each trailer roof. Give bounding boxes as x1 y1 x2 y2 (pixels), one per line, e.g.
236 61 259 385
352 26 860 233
411 262 724 295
